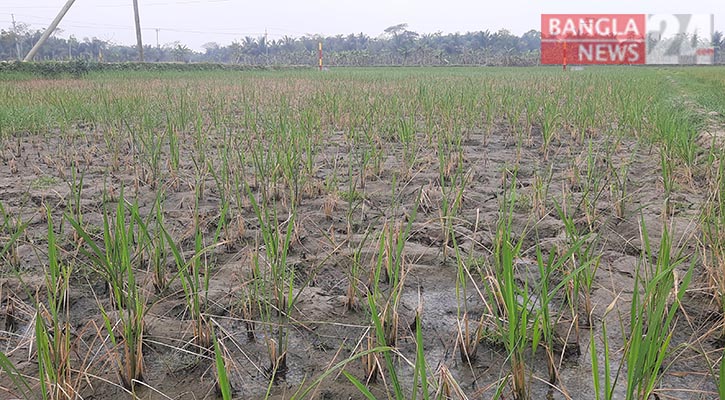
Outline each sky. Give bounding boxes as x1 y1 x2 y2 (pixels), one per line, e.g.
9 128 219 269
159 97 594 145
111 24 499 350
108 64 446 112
1 0 723 51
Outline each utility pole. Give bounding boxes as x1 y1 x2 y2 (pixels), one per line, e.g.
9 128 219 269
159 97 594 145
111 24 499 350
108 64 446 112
11 14 21 60
156 28 160 48
24 0 76 61
132 0 144 62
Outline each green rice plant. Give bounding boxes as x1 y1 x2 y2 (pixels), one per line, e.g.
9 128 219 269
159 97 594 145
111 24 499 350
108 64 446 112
165 116 181 173
607 155 631 220
489 169 530 400
192 110 210 168
362 189 419 387
346 230 372 312
300 130 320 195
67 188 147 389
208 149 234 252
278 131 304 208
581 142 607 232
572 93 597 143
701 152 725 321
348 126 377 192
398 112 418 173
436 135 466 260
238 250 261 341
168 192 214 350
493 218 529 400
477 89 495 145
624 219 693 400
146 195 169 293
659 149 675 219
0 200 11 233
450 221 484 366
250 139 281 206
530 240 589 386
246 184 297 380
540 98 560 162
65 165 84 240
126 119 164 189
553 197 602 331
364 288 404 398
343 290 432 400
654 105 700 183
411 307 430 400
530 244 558 387
590 299 617 400
33 208 74 399
343 155 365 239
0 201 26 269
453 281 476 366
524 97 539 139
212 328 232 400
372 220 404 347
290 343 395 400
0 352 35 400
531 166 553 220
484 168 589 399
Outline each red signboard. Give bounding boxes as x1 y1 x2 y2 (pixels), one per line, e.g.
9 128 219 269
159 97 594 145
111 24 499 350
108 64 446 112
541 14 646 65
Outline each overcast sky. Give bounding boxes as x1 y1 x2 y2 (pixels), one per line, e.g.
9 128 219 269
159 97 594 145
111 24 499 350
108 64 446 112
1 0 723 51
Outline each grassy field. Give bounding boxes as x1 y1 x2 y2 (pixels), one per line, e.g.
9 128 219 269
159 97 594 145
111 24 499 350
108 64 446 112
0 66 724 399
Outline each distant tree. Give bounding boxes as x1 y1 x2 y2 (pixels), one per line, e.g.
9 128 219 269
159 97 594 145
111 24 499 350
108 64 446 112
384 23 408 37
520 30 541 51
166 42 190 62
714 31 723 63
280 35 297 52
202 42 221 61
229 40 243 63
713 31 723 46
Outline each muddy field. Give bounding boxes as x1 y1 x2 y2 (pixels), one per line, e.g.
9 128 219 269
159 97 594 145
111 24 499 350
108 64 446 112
0 67 724 399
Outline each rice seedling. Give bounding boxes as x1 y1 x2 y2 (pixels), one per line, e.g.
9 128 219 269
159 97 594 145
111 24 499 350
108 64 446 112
212 327 233 399
580 141 607 231
451 224 483 366
607 153 632 220
530 239 590 386
487 169 531 400
181 201 214 349
358 188 419 391
590 297 617 400
144 195 169 293
436 137 467 260
345 231 371 312
34 208 74 399
531 166 552 220
623 219 693 400
0 200 25 269
539 98 560 162
702 153 725 321
67 188 147 389
492 220 529 399
246 183 297 380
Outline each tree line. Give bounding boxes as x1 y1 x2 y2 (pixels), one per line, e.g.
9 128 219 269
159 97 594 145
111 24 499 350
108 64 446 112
1 22 723 66
0 22 541 66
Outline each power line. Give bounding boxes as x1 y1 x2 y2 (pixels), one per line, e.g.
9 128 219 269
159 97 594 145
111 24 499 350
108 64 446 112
0 0 233 9
5 14 281 38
